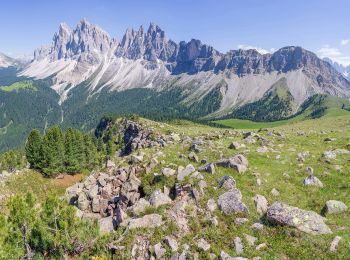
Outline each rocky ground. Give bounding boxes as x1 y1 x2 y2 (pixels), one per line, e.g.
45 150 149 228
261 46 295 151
2 116 350 259
62 117 350 259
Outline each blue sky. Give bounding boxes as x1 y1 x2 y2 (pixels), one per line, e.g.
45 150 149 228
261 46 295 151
1 0 350 65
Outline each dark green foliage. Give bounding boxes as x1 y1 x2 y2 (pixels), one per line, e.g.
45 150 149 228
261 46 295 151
41 126 65 176
0 149 26 172
0 78 61 151
0 193 98 258
188 84 223 116
24 126 99 176
25 129 42 169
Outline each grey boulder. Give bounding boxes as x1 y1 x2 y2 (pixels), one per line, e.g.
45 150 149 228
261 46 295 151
267 202 332 235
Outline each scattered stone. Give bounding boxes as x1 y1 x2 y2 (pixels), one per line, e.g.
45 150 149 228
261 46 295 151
323 200 348 215
229 142 245 150
162 167 176 177
256 146 269 153
196 238 211 251
154 242 166 259
198 163 215 174
234 218 249 226
211 216 219 226
271 188 280 197
220 251 231 260
128 214 163 230
256 243 267 251
198 180 207 193
329 236 341 252
303 174 323 188
164 236 178 252
188 152 199 162
218 188 248 214
234 236 244 254
267 202 332 235
216 154 249 173
253 194 268 216
218 176 236 190
177 164 196 181
207 199 217 212
323 151 336 160
251 223 264 231
149 189 172 208
244 234 257 246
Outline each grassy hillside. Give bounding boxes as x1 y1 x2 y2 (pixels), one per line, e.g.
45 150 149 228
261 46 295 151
0 80 36 92
215 94 350 129
0 114 349 258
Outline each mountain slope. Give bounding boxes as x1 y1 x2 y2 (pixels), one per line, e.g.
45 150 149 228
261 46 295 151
231 78 298 121
1 20 350 151
323 57 350 81
0 53 17 68
20 20 350 113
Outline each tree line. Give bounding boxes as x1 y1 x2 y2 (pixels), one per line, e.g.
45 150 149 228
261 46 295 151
25 127 101 176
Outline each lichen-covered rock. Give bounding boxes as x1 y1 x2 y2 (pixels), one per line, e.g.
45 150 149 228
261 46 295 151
198 163 215 174
253 194 268 216
218 188 248 214
149 189 172 207
164 236 178 252
128 214 163 229
98 216 115 234
216 154 248 173
177 164 196 181
196 238 210 251
303 175 323 188
130 198 150 215
218 176 236 190
267 202 332 235
323 200 348 215
77 192 90 211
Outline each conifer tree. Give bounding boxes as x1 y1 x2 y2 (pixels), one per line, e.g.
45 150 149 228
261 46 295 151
25 129 42 169
41 127 65 176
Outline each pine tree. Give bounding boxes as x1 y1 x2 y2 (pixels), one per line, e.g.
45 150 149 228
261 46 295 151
25 129 42 169
41 127 65 176
64 128 80 173
6 193 38 259
83 134 98 169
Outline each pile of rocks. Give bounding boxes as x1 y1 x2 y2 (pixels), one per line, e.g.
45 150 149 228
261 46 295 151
65 165 142 222
121 120 167 155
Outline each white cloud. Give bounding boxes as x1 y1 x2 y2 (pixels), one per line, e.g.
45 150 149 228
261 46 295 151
340 39 350 45
237 44 275 55
317 46 350 66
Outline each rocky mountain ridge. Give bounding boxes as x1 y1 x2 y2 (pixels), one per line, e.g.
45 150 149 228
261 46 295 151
18 20 350 112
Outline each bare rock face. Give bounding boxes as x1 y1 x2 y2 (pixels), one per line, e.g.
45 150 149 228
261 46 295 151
267 202 332 235
216 154 248 173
